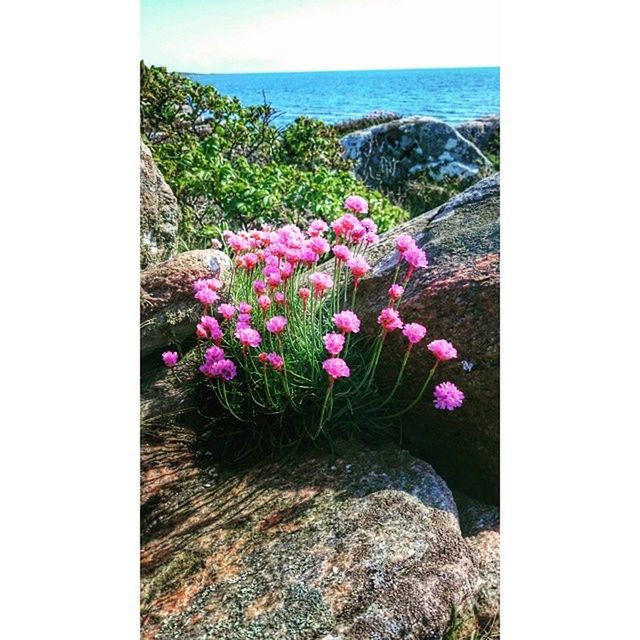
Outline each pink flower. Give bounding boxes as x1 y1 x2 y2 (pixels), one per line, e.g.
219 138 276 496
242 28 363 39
362 232 379 245
199 362 215 378
323 357 351 380
332 244 352 262
377 307 403 332
427 339 458 362
197 316 223 342
267 352 284 370
253 279 267 295
278 224 304 248
258 352 268 364
200 358 237 381
395 234 417 254
226 233 249 253
162 351 179 368
331 217 345 238
274 291 286 305
266 315 287 334
433 381 465 410
362 218 377 233
236 253 256 270
308 219 329 237
216 359 238 381
217 303 236 320
344 194 369 214
285 248 300 264
204 345 225 362
346 256 370 283
339 214 359 233
193 278 222 292
284 249 300 270
309 272 333 298
323 332 345 356
196 324 208 339
194 287 219 306
298 287 311 301
308 236 330 256
350 223 366 243
300 247 319 266
270 243 287 259
235 327 261 349
257 294 271 313
280 261 294 280
402 322 427 345
404 246 428 269
265 270 282 289
237 302 252 314
388 284 404 300
332 310 361 334
237 313 252 325
243 252 259 269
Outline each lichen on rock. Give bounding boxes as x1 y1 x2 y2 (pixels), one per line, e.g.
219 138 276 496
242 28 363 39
140 430 487 640
340 116 494 193
140 141 182 269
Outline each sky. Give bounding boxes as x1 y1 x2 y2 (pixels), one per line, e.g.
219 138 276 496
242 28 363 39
141 0 499 74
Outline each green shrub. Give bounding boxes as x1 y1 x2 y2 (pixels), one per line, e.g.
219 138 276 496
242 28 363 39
140 62 408 249
276 116 352 172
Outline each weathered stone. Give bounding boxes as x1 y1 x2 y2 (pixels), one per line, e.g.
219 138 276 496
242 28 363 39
340 116 493 191
140 431 483 640
455 492 500 632
141 357 199 423
354 173 500 503
140 249 231 357
455 115 500 154
140 142 181 269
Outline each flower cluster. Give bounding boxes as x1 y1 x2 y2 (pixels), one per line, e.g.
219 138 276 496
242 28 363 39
162 194 464 449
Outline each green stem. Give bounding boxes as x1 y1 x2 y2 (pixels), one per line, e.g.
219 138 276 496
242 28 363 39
350 281 358 310
378 347 412 408
315 379 334 438
352 331 385 394
391 260 401 285
218 380 246 422
365 332 387 391
386 361 439 419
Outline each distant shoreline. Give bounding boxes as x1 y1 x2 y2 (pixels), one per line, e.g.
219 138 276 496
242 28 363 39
182 65 500 77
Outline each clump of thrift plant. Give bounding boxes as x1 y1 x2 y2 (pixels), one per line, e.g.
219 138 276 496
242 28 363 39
163 195 464 453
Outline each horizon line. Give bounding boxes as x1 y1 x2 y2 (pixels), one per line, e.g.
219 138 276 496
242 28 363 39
171 64 500 76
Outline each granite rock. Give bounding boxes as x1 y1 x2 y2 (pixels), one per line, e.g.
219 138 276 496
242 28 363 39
141 433 482 640
140 249 231 357
340 116 493 191
140 142 181 269
353 173 500 503
455 492 500 632
455 116 500 154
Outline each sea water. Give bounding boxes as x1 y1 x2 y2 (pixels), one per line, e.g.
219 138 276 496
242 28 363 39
185 66 499 127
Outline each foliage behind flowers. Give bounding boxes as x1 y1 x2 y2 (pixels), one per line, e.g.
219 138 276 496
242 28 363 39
140 62 407 250
163 197 464 457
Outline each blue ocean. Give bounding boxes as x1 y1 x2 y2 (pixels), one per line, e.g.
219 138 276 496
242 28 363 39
185 67 499 127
